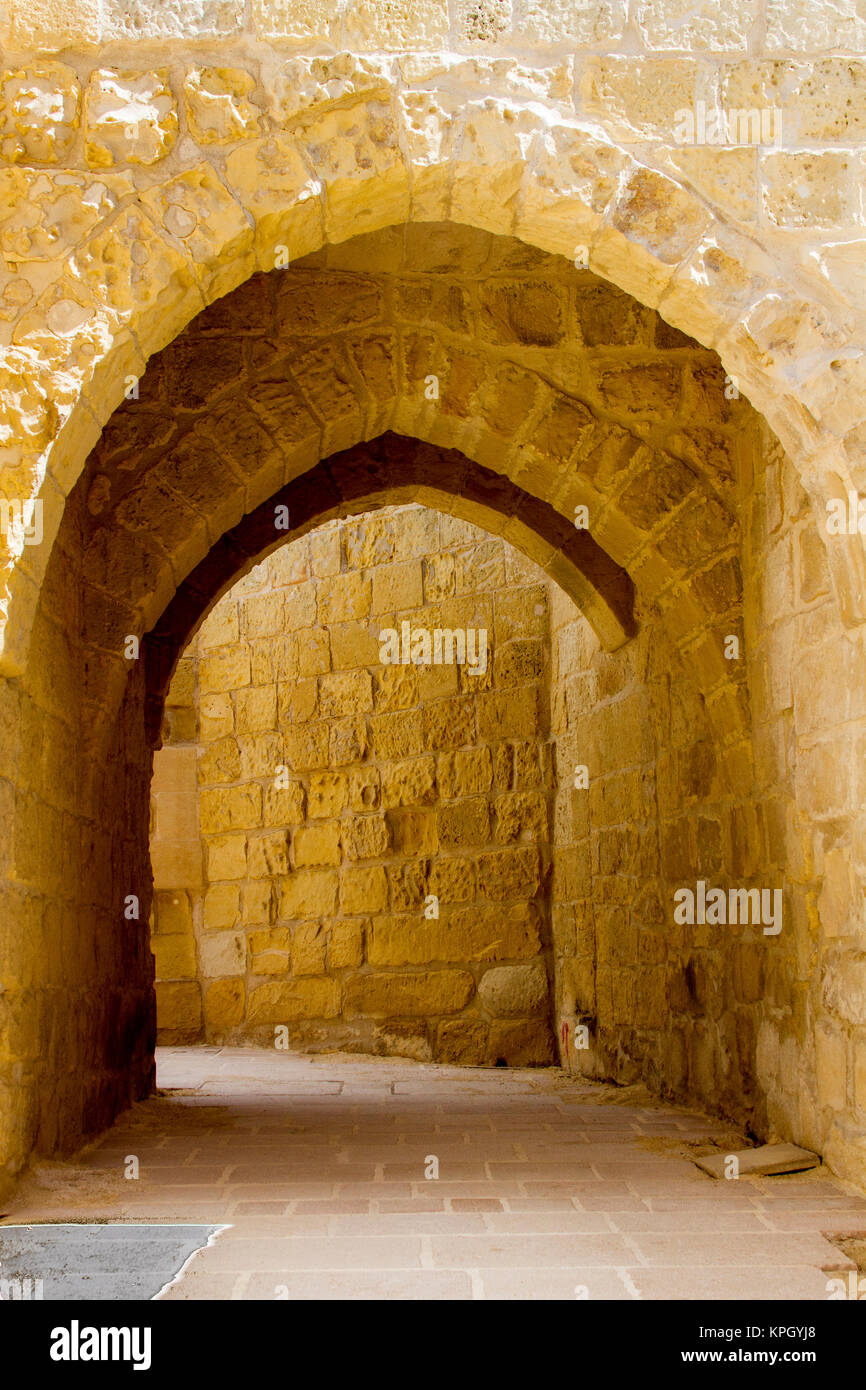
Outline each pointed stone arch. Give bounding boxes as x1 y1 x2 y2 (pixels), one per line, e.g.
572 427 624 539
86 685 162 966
2 95 864 681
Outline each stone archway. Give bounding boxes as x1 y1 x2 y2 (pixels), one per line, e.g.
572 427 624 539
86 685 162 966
1 27 865 1197
2 77 865 678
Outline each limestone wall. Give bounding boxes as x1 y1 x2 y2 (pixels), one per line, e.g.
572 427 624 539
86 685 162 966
745 422 866 1186
151 505 557 1065
548 590 768 1125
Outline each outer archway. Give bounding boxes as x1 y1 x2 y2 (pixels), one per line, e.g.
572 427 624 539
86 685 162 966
0 65 864 1191
2 82 865 678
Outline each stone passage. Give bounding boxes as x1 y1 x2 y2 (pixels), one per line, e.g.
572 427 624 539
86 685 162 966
3 1 866 1205
6 1048 865 1304
150 504 558 1067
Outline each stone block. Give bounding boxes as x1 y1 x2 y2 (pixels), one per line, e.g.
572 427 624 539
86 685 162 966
428 857 476 903
263 782 306 826
370 709 425 757
488 1018 555 1066
423 697 476 750
341 864 389 914
329 921 365 970
203 978 245 1032
153 890 192 935
199 649 251 694
292 921 327 975
308 771 348 818
318 572 372 624
319 669 373 717
349 766 381 811
477 846 541 900
478 961 549 1017
435 1019 489 1065
249 927 292 975
330 620 380 669
373 666 419 711
156 981 202 1032
152 933 196 980
199 930 246 978
247 831 291 877
344 970 474 1017
248 978 341 1022
236 684 277 734
372 559 423 614
388 859 429 911
279 869 338 919
297 627 331 677
294 821 342 867
386 808 438 856
343 814 391 860
329 717 369 765
381 755 437 808
203 882 240 930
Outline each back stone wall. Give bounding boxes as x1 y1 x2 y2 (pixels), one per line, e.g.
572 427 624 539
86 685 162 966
150 503 559 1066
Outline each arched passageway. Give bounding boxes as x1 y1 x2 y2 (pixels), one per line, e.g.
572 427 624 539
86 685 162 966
1 218 863 1200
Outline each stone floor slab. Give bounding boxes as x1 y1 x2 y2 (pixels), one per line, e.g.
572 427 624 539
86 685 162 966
3 1046 863 1302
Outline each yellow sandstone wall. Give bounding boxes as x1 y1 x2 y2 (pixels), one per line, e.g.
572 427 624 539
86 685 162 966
151 505 557 1066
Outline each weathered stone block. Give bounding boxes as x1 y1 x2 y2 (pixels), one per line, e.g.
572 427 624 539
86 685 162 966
203 978 245 1032
344 970 474 1017
488 1019 555 1066
199 930 246 978
435 1018 489 1065
294 821 342 867
319 669 373 718
437 797 491 848
248 978 341 1022
477 846 541 900
292 921 327 975
263 782 306 827
343 814 391 860
249 927 291 975
203 882 240 930
85 69 178 167
152 933 196 979
341 864 389 914
200 784 262 833
308 771 348 818
478 961 549 1016
381 755 437 808
329 921 365 970
423 697 476 750
247 831 291 877
279 869 338 918
156 981 202 1032
386 808 438 856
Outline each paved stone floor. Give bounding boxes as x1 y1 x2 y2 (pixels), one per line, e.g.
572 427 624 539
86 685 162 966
4 1047 865 1300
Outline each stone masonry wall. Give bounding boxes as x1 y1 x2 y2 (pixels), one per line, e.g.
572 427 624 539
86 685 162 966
150 504 557 1066
548 589 769 1129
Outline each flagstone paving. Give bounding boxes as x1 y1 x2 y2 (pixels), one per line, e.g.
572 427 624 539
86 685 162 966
3 1048 864 1301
